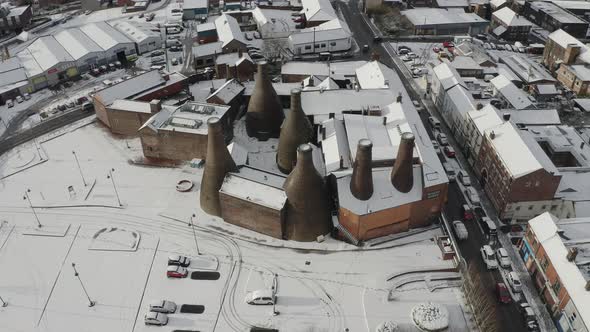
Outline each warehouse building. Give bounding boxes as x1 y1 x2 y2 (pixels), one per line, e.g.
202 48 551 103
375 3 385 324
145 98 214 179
0 57 30 104
183 0 209 20
79 22 136 63
110 21 163 55
523 1 589 39
288 19 352 55
54 28 104 72
402 8 488 35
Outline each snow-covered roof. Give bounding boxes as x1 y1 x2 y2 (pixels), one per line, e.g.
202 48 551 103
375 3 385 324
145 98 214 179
196 22 216 32
528 212 590 328
492 7 533 26
356 61 389 89
567 65 590 81
17 36 74 76
528 1 586 24
207 79 244 104
109 99 152 114
215 52 253 65
110 21 161 43
446 85 475 116
183 0 208 9
140 102 229 135
300 88 395 121
503 109 560 125
0 66 27 87
214 14 247 48
252 7 268 26
451 56 482 71
300 0 337 22
548 29 590 64
467 104 504 136
220 172 287 210
54 28 103 61
94 70 165 106
490 0 506 8
282 60 366 79
436 0 468 7
289 19 351 45
402 8 488 26
491 75 533 110
484 121 542 178
536 84 558 95
79 22 133 51
433 62 465 90
192 41 223 58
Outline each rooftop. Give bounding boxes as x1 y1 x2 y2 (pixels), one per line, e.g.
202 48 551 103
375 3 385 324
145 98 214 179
110 20 161 43
289 19 351 45
528 1 587 24
467 104 504 136
17 36 74 76
548 29 590 64
567 65 590 81
109 100 152 114
183 0 208 9
501 55 556 84
79 22 132 51
491 75 534 110
192 41 223 58
300 0 337 22
282 60 366 80
451 56 483 71
215 52 253 65
207 79 244 104
53 28 103 61
503 109 561 125
215 14 247 48
493 7 533 26
139 101 229 135
402 8 488 26
356 61 390 89
94 70 166 106
220 171 287 210
433 62 465 91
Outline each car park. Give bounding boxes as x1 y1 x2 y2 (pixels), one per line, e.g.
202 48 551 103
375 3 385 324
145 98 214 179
496 248 511 268
443 146 455 158
166 265 188 278
168 254 190 267
452 220 468 240
480 245 498 269
245 289 275 305
464 187 481 206
16 96 23 103
144 312 168 326
507 271 522 292
496 282 511 303
437 133 448 146
149 300 177 313
458 170 471 186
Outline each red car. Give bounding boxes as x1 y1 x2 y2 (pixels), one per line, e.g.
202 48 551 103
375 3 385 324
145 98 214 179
444 146 456 158
496 282 511 304
443 41 454 48
166 265 188 278
292 17 303 23
433 47 440 53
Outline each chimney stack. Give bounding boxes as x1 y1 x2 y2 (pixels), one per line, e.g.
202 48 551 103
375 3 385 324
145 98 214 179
371 51 381 61
200 117 238 217
350 139 374 200
238 48 243 58
283 144 332 241
567 247 578 262
149 99 161 113
277 89 313 174
390 132 415 193
396 92 402 103
246 61 284 140
503 113 511 121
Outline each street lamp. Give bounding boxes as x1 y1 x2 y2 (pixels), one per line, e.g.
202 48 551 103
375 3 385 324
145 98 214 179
72 151 87 187
23 189 42 228
188 213 201 255
0 295 7 307
107 168 122 206
72 263 95 307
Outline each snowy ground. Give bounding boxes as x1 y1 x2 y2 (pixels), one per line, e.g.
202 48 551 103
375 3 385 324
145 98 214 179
0 117 470 331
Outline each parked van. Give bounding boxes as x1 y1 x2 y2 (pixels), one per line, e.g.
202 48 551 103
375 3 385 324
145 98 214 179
428 116 441 130
442 162 456 182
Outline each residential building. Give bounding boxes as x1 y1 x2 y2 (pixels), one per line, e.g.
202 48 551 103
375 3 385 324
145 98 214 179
450 56 484 78
401 8 488 35
491 7 533 41
542 29 590 72
0 5 32 35
557 64 590 95
193 41 222 69
139 102 231 161
196 22 218 44
214 14 247 53
300 0 337 27
214 51 255 81
519 213 590 332
288 19 352 55
490 0 507 10
490 75 534 110
523 1 589 39
461 104 504 166
183 0 208 20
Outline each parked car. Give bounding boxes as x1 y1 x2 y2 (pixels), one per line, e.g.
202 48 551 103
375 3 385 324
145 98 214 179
362 44 370 53
138 13 145 18
84 10 92 15
247 45 261 51
250 53 265 60
144 312 168 326
6 99 14 108
171 58 179 65
442 162 456 182
166 265 188 278
253 31 261 39
66 101 75 108
428 116 441 130
398 49 410 56
398 45 411 52
452 220 468 240
480 245 498 270
146 13 155 21
16 95 23 103
149 300 177 313
23 92 31 100
507 271 522 292
373 35 382 42
464 187 481 206
443 41 454 48
168 255 190 267
496 248 511 268
444 146 456 158
462 204 473 221
245 289 275 305
431 140 441 154
169 46 183 52
496 282 511 304
244 32 252 40
458 170 471 186
57 104 67 111
76 96 88 105
437 133 448 146
433 47 440 53
99 65 108 72
91 68 101 76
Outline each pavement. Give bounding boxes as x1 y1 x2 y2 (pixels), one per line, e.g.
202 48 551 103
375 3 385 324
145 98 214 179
336 0 557 330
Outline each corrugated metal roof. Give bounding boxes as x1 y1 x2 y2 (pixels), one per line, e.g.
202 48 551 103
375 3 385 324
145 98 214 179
17 36 74 75
54 28 103 61
110 21 161 43
79 22 133 51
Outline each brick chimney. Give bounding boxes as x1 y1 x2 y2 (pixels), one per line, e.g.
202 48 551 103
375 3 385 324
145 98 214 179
567 247 578 262
350 139 374 200
277 88 313 174
371 51 381 62
564 44 582 65
149 99 161 113
390 132 415 193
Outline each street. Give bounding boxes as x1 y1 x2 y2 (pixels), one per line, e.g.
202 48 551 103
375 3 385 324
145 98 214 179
334 0 534 330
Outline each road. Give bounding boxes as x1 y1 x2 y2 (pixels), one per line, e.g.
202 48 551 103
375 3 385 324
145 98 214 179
334 0 533 330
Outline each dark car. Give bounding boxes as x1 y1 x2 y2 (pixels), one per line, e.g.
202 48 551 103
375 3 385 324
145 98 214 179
151 50 165 57
57 104 67 111
76 96 88 105
496 282 511 304
169 46 183 52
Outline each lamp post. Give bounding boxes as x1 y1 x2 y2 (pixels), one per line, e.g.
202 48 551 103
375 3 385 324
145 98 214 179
0 295 7 307
23 189 42 228
72 151 87 187
188 213 201 255
107 168 122 206
72 263 95 307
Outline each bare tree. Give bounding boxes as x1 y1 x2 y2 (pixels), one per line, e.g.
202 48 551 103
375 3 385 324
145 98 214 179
462 264 498 332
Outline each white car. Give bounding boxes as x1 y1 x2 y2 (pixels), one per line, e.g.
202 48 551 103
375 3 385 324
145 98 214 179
458 170 471 186
480 245 498 270
245 289 275 305
6 99 13 108
23 92 31 100
507 271 522 292
144 312 168 325
168 254 190 267
437 133 448 146
452 220 468 240
149 300 177 313
464 187 481 206
16 95 24 103
496 248 511 268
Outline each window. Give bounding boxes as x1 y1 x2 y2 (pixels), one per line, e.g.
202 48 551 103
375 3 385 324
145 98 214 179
540 257 549 271
426 191 440 199
320 43 326 48
551 205 558 211
206 58 213 64
552 279 561 294
528 205 534 211
330 42 336 46
516 206 521 211
196 59 204 65
314 44 320 49
304 45 311 50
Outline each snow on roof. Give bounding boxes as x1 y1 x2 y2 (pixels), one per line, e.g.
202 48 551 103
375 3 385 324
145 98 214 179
196 22 216 32
94 70 165 106
484 121 542 178
491 75 533 110
402 8 488 26
451 56 482 71
214 14 247 48
548 29 590 64
216 52 253 65
289 19 351 45
356 61 389 89
220 172 287 210
183 0 208 9
502 55 555 84
528 1 586 24
300 0 337 22
433 62 464 90
282 60 366 79
446 85 475 116
496 63 521 83
300 88 395 120
17 36 74 75
252 7 268 25
109 99 152 114
528 213 590 327
319 117 352 172
0 67 27 87
574 98 590 112
467 104 504 136
503 109 561 125
79 22 132 51
54 28 103 61
140 102 229 135
550 0 590 11
436 0 468 7
110 21 160 43
567 65 590 81
192 41 223 58
492 7 533 26
490 0 506 8
207 79 244 103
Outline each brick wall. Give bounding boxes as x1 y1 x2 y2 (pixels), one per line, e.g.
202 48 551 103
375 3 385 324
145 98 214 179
139 130 208 161
219 192 284 238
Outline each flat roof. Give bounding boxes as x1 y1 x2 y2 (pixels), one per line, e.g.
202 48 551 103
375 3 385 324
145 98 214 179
289 19 351 45
79 22 133 51
356 61 389 89
300 88 395 120
528 1 587 24
503 109 561 125
220 173 287 210
110 21 161 43
282 60 366 79
109 99 152 114
568 64 590 81
184 0 208 9
193 41 223 58
402 8 488 26
140 102 229 135
54 28 103 61
491 75 534 110
94 70 165 106
451 56 483 71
